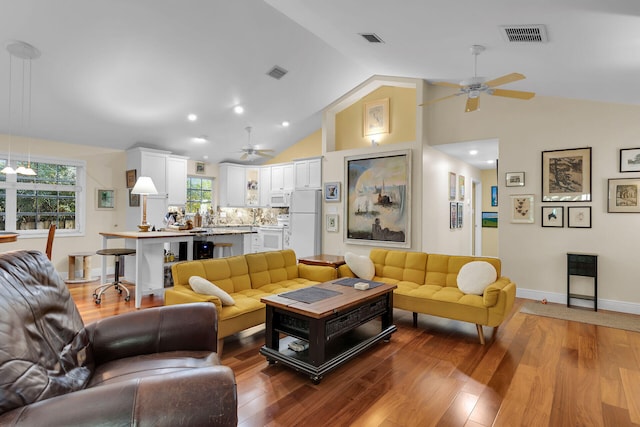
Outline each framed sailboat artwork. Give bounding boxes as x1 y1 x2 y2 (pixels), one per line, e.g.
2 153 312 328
345 149 411 247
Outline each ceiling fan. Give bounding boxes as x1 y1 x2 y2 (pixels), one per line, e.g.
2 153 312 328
239 126 274 160
423 45 535 112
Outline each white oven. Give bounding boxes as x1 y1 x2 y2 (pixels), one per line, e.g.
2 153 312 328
258 226 284 252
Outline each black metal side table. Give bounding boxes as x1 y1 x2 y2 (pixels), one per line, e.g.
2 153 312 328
567 252 597 311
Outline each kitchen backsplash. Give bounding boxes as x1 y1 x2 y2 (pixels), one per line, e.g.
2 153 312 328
208 207 288 226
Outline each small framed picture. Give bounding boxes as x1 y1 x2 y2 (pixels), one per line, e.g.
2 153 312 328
126 169 137 188
491 186 498 206
457 202 463 227
96 189 115 210
482 212 498 228
541 206 564 228
450 202 458 229
620 148 640 173
510 194 535 223
607 178 640 213
326 214 338 232
458 175 465 200
129 189 140 207
363 98 389 136
324 182 341 202
505 172 525 187
568 206 592 228
449 172 456 200
195 161 206 174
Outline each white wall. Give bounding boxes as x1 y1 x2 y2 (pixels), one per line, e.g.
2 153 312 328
426 88 640 313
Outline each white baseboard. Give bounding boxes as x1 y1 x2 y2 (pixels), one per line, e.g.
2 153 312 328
516 288 640 315
64 267 111 281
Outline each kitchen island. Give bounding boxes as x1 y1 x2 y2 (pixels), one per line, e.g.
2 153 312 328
99 228 258 308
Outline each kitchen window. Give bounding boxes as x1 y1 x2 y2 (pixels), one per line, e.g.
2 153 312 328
0 156 86 236
186 176 213 214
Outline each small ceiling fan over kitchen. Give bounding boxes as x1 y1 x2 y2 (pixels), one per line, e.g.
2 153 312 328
423 45 535 112
239 126 274 160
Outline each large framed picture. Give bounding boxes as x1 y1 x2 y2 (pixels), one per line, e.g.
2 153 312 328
541 206 564 228
619 148 640 173
608 178 640 213
542 147 592 202
324 182 341 202
510 194 535 223
363 98 389 137
345 150 410 247
96 189 115 210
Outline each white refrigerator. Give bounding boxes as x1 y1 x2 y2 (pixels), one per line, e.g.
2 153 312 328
287 189 321 258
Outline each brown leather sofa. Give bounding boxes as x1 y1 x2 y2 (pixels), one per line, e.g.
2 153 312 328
0 250 237 426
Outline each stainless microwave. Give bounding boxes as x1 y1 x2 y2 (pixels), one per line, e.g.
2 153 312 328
269 191 291 207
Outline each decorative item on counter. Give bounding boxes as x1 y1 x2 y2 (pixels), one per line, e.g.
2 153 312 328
194 212 202 227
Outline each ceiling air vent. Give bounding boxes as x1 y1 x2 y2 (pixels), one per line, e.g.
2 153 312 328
359 33 384 43
266 66 288 80
499 25 548 43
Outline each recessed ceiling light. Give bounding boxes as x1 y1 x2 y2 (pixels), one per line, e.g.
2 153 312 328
187 113 197 121
203 155 208 160
282 121 290 127
469 150 478 155
234 105 244 114
487 160 495 164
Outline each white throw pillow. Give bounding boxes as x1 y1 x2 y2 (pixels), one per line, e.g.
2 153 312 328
344 252 375 280
457 261 497 295
188 276 235 306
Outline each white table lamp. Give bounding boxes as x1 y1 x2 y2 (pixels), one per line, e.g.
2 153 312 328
131 176 158 232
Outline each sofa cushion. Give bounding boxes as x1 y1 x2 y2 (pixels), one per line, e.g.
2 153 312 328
457 261 497 295
344 252 374 280
189 276 235 306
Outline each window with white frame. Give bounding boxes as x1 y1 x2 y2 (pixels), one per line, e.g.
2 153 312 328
0 156 86 236
186 176 213 214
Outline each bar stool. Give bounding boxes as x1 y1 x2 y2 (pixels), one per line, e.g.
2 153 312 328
214 242 234 258
94 248 136 304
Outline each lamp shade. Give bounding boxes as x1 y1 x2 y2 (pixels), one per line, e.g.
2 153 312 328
131 176 158 195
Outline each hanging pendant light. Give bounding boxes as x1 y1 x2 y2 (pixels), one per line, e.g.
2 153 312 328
5 40 40 176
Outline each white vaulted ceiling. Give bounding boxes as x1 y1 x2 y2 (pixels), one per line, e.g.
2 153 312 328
1 0 639 164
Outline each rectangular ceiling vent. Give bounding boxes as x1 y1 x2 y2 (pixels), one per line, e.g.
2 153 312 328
359 33 384 43
266 66 288 80
499 25 548 43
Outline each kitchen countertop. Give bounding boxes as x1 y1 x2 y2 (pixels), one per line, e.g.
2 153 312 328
162 227 257 236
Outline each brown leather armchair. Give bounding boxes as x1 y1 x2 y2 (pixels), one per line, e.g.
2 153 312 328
0 250 237 426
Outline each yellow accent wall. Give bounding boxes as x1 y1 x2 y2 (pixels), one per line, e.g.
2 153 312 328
335 86 416 151
266 129 322 164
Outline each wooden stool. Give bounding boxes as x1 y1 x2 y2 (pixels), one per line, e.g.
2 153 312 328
66 252 94 284
215 242 233 258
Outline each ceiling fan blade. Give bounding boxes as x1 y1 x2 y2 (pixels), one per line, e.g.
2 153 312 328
485 72 525 88
431 81 462 89
256 151 274 158
490 88 535 100
418 93 461 106
240 152 249 160
465 96 479 112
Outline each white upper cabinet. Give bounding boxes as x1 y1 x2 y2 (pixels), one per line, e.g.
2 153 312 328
270 163 293 191
166 155 188 205
218 163 246 207
294 158 322 189
259 166 271 206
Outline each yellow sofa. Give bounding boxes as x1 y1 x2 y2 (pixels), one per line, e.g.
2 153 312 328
337 249 516 344
165 250 337 343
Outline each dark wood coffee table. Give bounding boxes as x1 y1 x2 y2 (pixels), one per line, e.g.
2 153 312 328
259 279 397 383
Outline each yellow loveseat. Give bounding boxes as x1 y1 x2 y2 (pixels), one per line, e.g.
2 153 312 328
165 250 337 345
338 249 516 344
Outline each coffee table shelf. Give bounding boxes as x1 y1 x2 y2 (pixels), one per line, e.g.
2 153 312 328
260 280 397 383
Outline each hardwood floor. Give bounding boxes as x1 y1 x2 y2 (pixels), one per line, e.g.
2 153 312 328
70 282 640 427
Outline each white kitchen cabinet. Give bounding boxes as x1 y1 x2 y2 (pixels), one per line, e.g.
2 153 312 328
126 148 172 230
218 163 246 207
294 157 322 189
166 155 188 205
271 163 294 191
259 166 271 206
